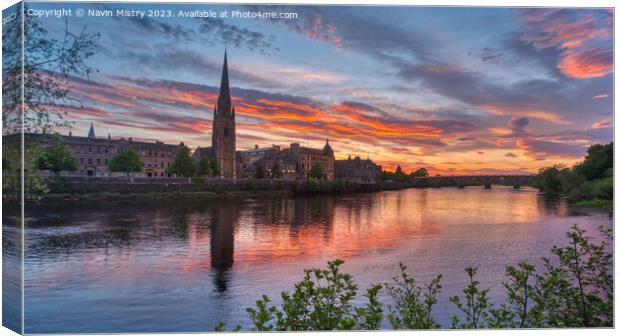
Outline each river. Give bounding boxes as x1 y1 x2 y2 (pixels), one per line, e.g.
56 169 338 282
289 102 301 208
2 187 612 332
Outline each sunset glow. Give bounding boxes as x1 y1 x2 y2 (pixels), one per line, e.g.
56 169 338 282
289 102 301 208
33 3 613 175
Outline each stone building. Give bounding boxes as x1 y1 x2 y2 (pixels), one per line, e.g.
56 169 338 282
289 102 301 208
193 50 236 178
283 140 335 181
238 144 297 180
237 140 335 181
22 123 183 177
334 155 382 183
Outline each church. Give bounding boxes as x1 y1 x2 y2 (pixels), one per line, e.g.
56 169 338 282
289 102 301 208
194 50 337 181
193 50 237 179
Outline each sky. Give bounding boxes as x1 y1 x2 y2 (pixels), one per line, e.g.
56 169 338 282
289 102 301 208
28 2 613 175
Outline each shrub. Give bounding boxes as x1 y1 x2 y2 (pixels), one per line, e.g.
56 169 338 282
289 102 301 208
566 181 593 203
192 177 205 189
220 225 612 331
592 177 613 200
301 178 320 193
385 264 442 329
245 259 382 331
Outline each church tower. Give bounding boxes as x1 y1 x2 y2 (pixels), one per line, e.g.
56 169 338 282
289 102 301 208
211 50 236 178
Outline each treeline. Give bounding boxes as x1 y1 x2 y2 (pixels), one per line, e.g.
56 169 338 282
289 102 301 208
381 166 428 182
216 225 612 331
532 142 612 207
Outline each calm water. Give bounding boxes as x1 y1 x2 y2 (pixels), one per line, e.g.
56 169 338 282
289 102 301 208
3 187 612 333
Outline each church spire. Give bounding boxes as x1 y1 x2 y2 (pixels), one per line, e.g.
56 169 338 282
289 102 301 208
88 122 95 139
217 49 231 113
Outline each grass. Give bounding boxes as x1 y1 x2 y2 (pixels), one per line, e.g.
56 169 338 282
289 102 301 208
572 198 613 209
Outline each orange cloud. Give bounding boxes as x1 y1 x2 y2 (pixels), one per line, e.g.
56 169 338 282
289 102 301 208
479 103 569 124
558 48 613 78
518 9 612 79
592 119 612 129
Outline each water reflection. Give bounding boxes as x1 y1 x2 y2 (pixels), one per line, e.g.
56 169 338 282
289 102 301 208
20 188 580 266
210 204 237 291
11 187 612 333
19 188 602 271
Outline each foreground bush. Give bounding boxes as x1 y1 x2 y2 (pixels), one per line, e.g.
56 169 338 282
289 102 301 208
217 224 612 330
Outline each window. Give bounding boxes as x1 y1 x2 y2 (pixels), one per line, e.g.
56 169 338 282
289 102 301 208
97 159 101 165
80 158 84 164
88 158 92 164
105 159 108 165
89 146 92 152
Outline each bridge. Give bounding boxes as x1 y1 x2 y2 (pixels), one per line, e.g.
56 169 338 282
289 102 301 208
411 175 534 189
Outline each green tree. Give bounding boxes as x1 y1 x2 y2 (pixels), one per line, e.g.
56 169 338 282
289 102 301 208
198 157 212 176
209 158 219 177
108 149 143 176
531 165 564 194
37 137 77 176
573 142 613 180
254 164 265 179
534 142 613 206
2 142 48 197
167 147 197 177
270 163 282 179
309 163 324 179
410 168 429 178
2 5 100 134
381 166 410 182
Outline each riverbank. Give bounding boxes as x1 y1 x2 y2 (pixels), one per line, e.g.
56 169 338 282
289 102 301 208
572 198 613 209
6 178 404 202
35 189 295 202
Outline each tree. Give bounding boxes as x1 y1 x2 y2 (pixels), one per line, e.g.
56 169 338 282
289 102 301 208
37 137 77 176
254 164 265 179
108 149 143 176
573 142 613 181
381 166 410 182
2 6 100 134
3 142 48 197
210 158 219 177
309 163 324 179
270 163 282 179
198 157 212 176
411 168 429 178
531 165 564 194
167 147 197 177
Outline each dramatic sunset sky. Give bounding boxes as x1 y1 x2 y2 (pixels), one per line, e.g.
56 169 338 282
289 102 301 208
34 3 613 175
